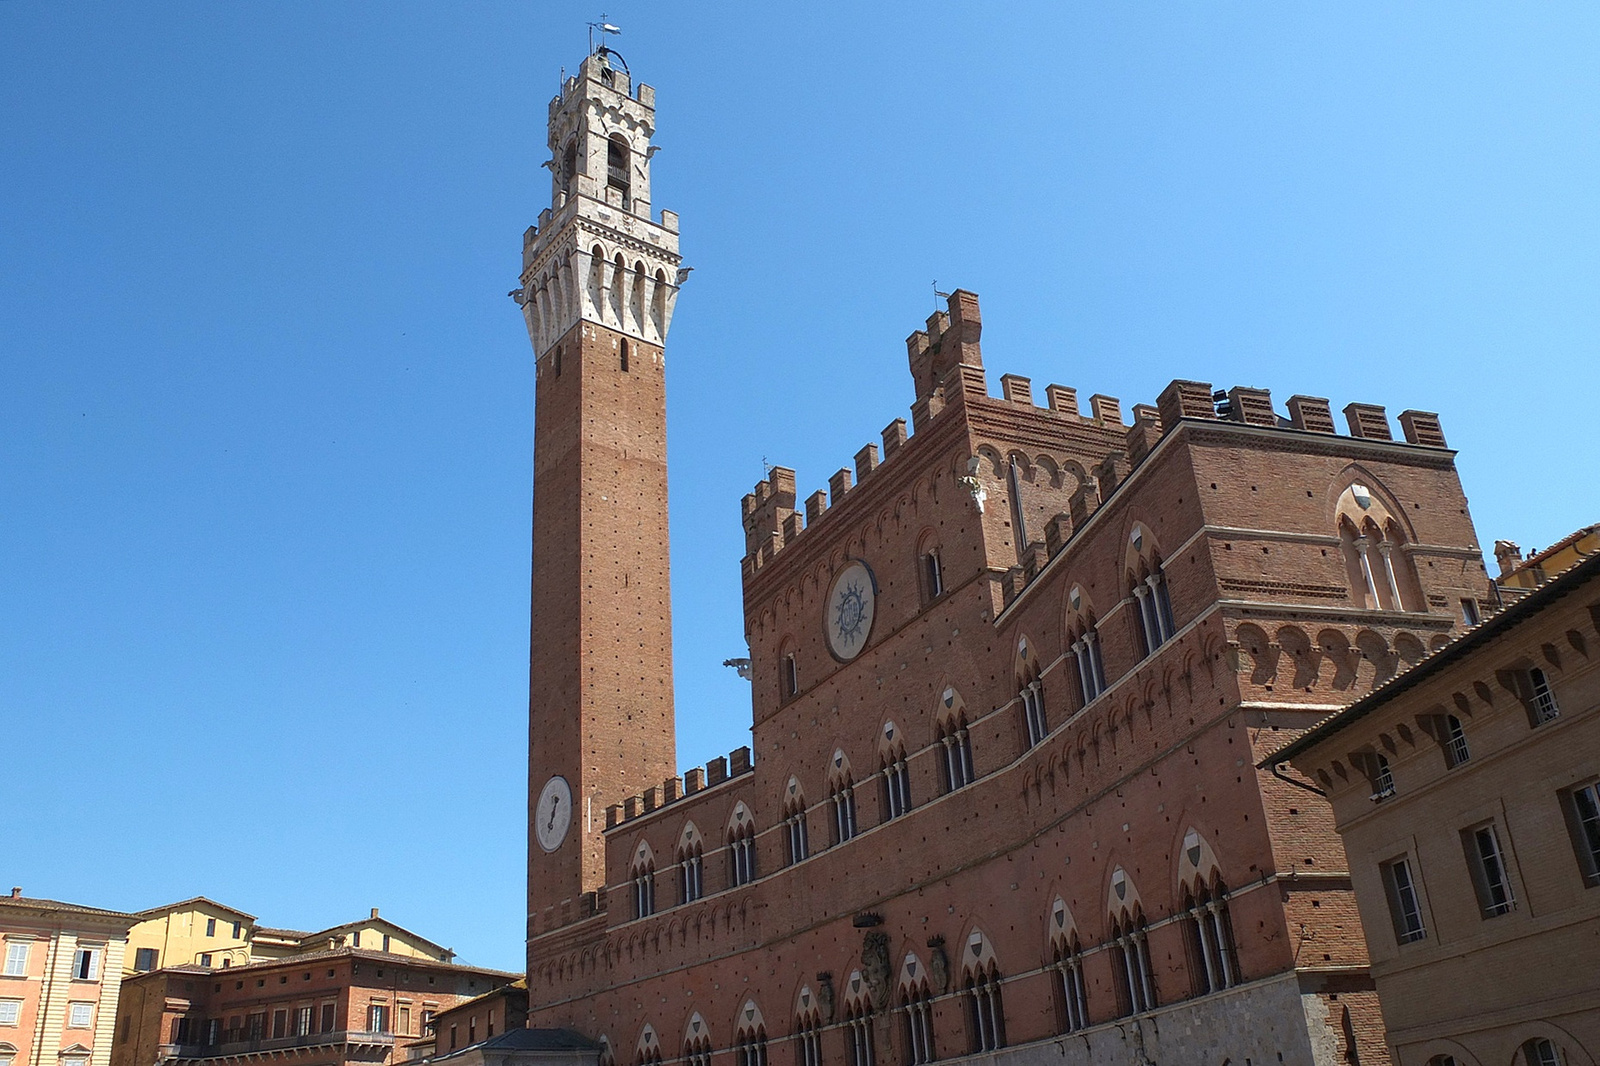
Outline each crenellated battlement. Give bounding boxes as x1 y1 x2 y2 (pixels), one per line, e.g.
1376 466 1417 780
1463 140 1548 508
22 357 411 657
737 291 1450 584
602 746 755 832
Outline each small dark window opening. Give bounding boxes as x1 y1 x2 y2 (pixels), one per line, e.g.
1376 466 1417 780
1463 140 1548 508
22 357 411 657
607 135 630 204
924 550 943 599
781 653 798 699
620 339 630 372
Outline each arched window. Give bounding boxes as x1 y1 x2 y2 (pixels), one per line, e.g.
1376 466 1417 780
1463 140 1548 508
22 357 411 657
1182 876 1240 996
780 649 799 701
1110 910 1156 1015
1065 586 1106 708
880 745 911 821
1522 1038 1562 1066
1020 680 1047 748
782 789 810 866
1335 483 1420 612
630 850 655 920
830 776 858 844
678 832 704 905
898 982 936 1066
937 714 974 792
963 962 1005 1053
795 1008 822 1066
924 549 943 600
728 808 757 887
1050 935 1088 1033
734 1026 767 1066
607 134 631 206
1444 714 1470 768
684 1034 712 1066
844 1001 875 1066
1131 560 1176 658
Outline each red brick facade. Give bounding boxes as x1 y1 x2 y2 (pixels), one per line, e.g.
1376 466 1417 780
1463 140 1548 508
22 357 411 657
520 54 1496 1066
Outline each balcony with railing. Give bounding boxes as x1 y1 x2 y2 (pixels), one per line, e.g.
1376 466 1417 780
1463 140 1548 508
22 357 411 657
160 1030 396 1062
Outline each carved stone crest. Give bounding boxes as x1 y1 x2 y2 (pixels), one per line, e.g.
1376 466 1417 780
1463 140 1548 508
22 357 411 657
926 935 949 994
816 972 835 1023
861 931 891 1010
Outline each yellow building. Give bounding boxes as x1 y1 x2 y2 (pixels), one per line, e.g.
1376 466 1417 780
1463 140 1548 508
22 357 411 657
1494 522 1598 603
124 899 254 974
251 909 454 963
125 901 452 973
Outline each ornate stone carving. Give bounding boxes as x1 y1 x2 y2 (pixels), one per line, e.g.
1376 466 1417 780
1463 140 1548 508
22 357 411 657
861 931 890 1010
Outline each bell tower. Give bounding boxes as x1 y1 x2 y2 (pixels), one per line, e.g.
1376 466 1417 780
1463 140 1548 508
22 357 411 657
516 47 682 954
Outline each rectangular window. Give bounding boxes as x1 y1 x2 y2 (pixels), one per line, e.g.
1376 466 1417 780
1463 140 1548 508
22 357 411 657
1562 782 1600 887
71 948 100 980
232 922 242 939
69 1002 93 1028
248 1014 265 1041
0 999 22 1026
272 1010 287 1039
1513 667 1560 725
321 1003 336 1033
1382 857 1427 943
205 1019 221 1046
2 943 26 977
1460 598 1481 626
1463 824 1516 917
368 1004 389 1033
382 935 391 952
1444 715 1471 769
351 931 361 948
197 953 212 968
133 947 159 972
398 1007 411 1035
205 918 217 937
296 1007 313 1037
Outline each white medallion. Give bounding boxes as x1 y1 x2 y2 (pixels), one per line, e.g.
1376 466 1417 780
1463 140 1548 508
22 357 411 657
535 775 574 853
824 560 877 661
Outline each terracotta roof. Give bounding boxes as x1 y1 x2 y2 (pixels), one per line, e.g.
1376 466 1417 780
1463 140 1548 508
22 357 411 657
196 945 517 980
0 895 138 923
1506 522 1599 576
135 896 257 921
252 926 310 939
430 1028 597 1063
300 916 449 955
1262 547 1600 768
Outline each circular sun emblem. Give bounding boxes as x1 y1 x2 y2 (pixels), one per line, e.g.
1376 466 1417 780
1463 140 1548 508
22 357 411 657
825 561 876 661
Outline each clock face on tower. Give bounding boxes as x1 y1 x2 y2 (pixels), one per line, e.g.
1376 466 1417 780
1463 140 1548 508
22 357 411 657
535 775 574 853
824 560 877 661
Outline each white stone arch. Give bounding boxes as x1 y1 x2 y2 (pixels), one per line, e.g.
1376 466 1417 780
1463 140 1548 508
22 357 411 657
957 926 999 977
826 749 854 788
726 801 754 838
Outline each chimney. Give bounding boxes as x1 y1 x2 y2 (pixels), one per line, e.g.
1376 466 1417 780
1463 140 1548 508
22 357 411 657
1494 540 1523 578
370 907 379 920
9 888 19 899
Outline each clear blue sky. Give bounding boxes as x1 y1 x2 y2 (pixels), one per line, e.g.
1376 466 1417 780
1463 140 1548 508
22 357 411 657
4 2 1597 972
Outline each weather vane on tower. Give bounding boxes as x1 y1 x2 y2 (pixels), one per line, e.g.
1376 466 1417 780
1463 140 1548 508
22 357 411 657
587 15 622 57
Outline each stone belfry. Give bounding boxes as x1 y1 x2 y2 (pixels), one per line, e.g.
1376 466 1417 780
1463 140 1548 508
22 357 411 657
515 46 682 952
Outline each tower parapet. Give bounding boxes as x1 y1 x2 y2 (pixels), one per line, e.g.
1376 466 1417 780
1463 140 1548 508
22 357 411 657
514 51 683 360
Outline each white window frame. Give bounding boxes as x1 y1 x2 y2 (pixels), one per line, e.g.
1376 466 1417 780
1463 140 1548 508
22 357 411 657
1465 823 1517 918
70 948 100 981
2 944 27 978
1382 856 1427 944
68 1002 93 1029
1444 715 1470 768
0 999 23 1026
1021 682 1048 748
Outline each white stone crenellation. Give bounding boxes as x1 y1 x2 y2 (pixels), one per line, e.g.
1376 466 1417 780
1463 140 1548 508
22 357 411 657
515 50 682 356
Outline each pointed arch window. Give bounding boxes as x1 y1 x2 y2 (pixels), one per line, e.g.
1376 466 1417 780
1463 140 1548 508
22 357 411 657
830 777 858 844
1050 937 1088 1033
1110 911 1156 1015
963 963 1005 1053
844 1003 875 1066
734 1028 767 1066
1132 561 1176 658
1182 877 1239 996
679 840 704 905
783 797 810 866
1020 680 1048 748
684 1036 712 1066
938 715 974 792
899 984 936 1066
1069 626 1106 707
1444 714 1471 768
881 748 911 821
795 1010 822 1066
729 820 757 886
631 856 655 920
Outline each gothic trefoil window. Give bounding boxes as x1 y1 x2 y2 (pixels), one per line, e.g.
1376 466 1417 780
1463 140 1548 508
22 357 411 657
679 839 704 905
831 778 858 844
899 983 936 1066
1110 911 1157 1015
1020 680 1047 748
729 816 757 886
881 747 912 821
1051 937 1088 1033
964 963 1005 1053
783 792 810 866
796 1010 822 1066
938 715 974 792
632 854 656 920
1182 877 1239 996
845 1003 875 1066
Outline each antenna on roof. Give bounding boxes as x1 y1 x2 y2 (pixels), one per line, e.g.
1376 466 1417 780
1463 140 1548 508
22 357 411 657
587 16 622 56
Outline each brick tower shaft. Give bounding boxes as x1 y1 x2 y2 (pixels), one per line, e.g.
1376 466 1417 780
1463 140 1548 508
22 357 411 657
516 48 682 957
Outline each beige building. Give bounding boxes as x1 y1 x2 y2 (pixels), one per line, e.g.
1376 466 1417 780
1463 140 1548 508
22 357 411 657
125 901 255 974
1495 524 1598 605
1266 549 1600 1066
125 904 450 972
0 890 138 1066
